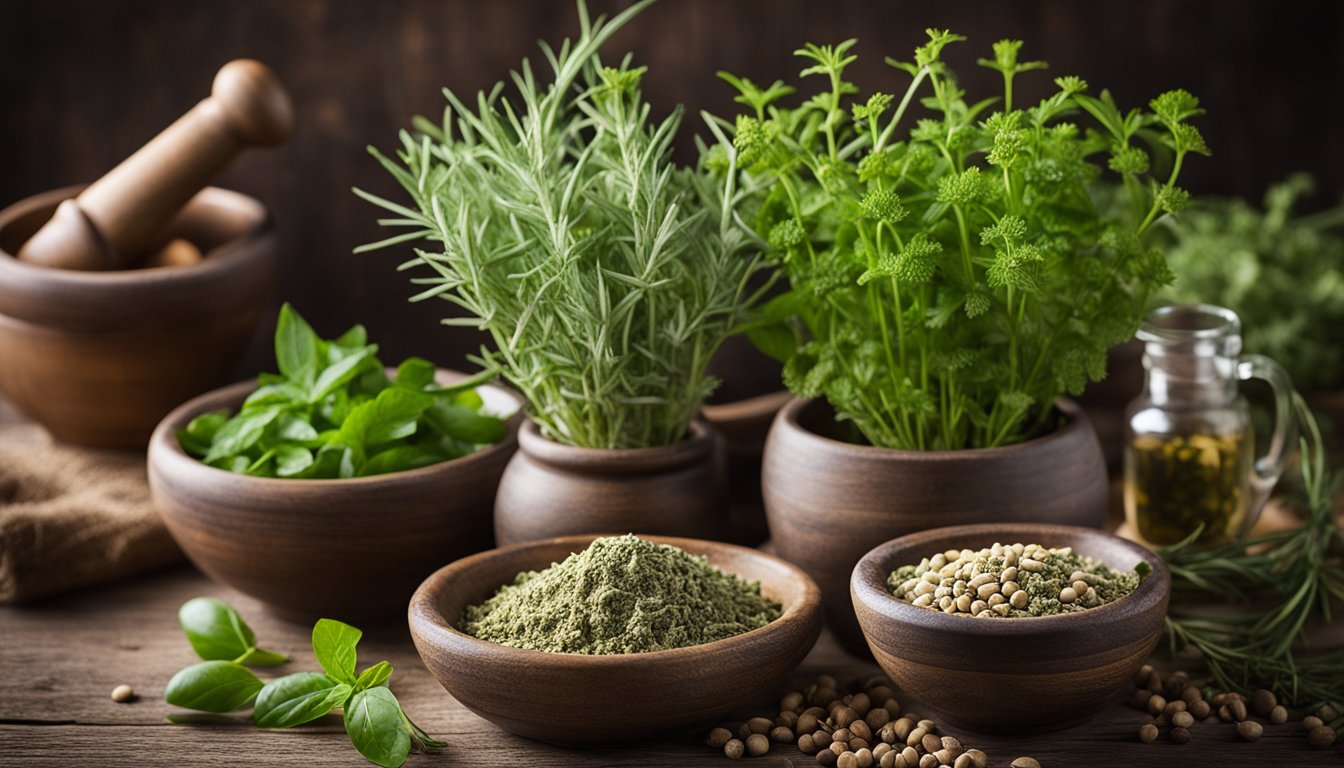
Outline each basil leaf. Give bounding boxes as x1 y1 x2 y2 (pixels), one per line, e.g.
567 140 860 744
312 619 362 684
165 661 263 713
344 687 412 768
275 414 320 443
425 402 507 445
274 445 315 477
243 382 307 409
354 661 392 690
178 411 229 456
333 324 368 349
179 598 256 661
276 303 321 387
203 406 283 464
311 346 379 403
360 446 444 477
393 357 437 390
235 647 289 668
254 672 351 729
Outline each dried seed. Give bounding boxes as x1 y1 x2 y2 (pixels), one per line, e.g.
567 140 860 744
1309 725 1338 747
833 728 852 744
1138 723 1159 743
748 716 774 735
110 684 135 703
1223 700 1247 722
1180 685 1202 704
1146 695 1167 716
1250 689 1275 716
1189 699 1211 719
1237 720 1263 742
747 733 770 756
1130 689 1153 710
1304 715 1325 729
707 727 733 748
835 707 859 727
1164 700 1186 717
906 726 927 748
849 738 869 752
799 713 821 735
855 748 875 768
940 735 961 755
1169 726 1191 744
879 751 896 768
817 747 839 767
963 749 987 768
916 719 935 731
873 743 892 759
783 691 806 712
917 754 938 768
851 720 873 741
799 734 819 754
954 755 973 768
931 748 953 764
1010 759 1041 768
1134 663 1154 686
1171 711 1194 728
921 733 943 753
838 751 858 768
884 700 902 718
902 746 920 766
1058 587 1078 604
725 739 745 759
867 708 892 730
1320 705 1340 721
772 726 794 743
851 693 873 717
1270 705 1288 724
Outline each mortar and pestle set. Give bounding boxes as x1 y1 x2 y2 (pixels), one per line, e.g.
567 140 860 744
0 60 292 448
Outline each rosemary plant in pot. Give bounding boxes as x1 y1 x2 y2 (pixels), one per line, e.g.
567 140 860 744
359 1 764 544
707 31 1208 644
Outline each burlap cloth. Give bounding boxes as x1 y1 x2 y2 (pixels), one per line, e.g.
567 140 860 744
0 437 182 603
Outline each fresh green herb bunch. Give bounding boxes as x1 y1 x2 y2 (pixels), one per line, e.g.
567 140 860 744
1157 174 1344 391
710 31 1208 449
179 304 506 478
165 598 443 768
1161 395 1344 708
357 0 764 449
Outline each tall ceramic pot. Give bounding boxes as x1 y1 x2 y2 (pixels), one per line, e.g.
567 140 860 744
494 418 730 545
763 397 1108 653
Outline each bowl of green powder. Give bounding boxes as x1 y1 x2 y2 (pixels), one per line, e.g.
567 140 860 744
851 523 1169 733
408 534 823 745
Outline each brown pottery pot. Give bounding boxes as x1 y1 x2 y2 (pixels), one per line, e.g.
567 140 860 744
852 523 1169 732
148 371 522 622
0 185 274 448
493 417 729 545
701 390 793 545
762 397 1109 652
408 533 823 745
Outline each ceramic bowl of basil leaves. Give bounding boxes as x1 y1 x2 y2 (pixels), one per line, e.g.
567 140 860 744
408 533 824 745
149 369 523 623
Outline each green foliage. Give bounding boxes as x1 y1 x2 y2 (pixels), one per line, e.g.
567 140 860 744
166 600 443 768
1157 174 1344 391
357 0 766 449
179 304 506 478
710 30 1206 449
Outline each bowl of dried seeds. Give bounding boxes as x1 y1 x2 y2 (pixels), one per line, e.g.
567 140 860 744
408 533 824 745
851 523 1169 732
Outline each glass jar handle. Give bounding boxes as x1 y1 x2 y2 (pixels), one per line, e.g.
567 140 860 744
1237 354 1297 515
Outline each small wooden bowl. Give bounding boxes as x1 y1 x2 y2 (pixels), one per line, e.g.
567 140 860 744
852 523 1169 733
408 534 823 745
0 185 274 448
148 370 522 622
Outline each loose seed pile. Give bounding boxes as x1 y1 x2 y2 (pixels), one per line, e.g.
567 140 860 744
888 542 1141 618
702 673 1039 768
1128 664 1341 748
459 535 781 654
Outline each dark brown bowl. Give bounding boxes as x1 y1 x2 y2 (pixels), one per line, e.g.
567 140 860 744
764 397 1109 653
408 533 823 745
0 185 274 448
852 523 1169 732
148 370 522 622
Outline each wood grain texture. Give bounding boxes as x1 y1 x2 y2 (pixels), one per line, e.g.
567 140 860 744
0 186 274 448
1 565 1338 767
762 397 1110 652
493 419 730 545
852 524 1169 732
147 371 523 623
4 0 1337 381
408 534 823 744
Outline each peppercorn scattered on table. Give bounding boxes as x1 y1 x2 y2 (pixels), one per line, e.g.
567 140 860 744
2 565 1340 767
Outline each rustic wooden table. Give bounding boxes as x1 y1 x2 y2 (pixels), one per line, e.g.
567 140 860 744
0 400 1339 767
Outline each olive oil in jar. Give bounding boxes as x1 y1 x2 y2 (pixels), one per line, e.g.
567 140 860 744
1124 431 1254 546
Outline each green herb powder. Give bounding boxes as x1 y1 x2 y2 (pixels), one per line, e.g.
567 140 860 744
888 542 1143 618
459 535 782 654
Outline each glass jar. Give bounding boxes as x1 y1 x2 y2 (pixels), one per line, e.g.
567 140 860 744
1124 304 1294 547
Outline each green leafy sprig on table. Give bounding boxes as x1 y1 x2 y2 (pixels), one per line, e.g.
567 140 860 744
708 31 1207 450
179 304 506 478
1161 395 1344 709
356 0 767 450
1157 174 1344 392
165 598 444 768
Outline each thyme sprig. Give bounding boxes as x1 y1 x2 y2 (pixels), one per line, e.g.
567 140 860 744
1161 393 1344 708
357 0 766 449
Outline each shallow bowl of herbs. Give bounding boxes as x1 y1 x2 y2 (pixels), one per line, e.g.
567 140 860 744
851 523 1169 733
148 305 523 623
407 533 823 745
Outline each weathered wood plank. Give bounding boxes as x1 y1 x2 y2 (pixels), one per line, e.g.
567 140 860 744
1 566 1339 767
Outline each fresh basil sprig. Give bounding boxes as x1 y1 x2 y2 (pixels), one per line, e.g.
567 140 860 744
166 600 445 768
178 303 506 478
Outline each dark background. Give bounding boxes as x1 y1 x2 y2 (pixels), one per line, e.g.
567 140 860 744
2 0 1341 398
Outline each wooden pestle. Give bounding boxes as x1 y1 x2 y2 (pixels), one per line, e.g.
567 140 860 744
17 60 293 271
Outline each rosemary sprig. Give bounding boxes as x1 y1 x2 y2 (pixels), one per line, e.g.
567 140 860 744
356 0 767 449
1161 393 1344 708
